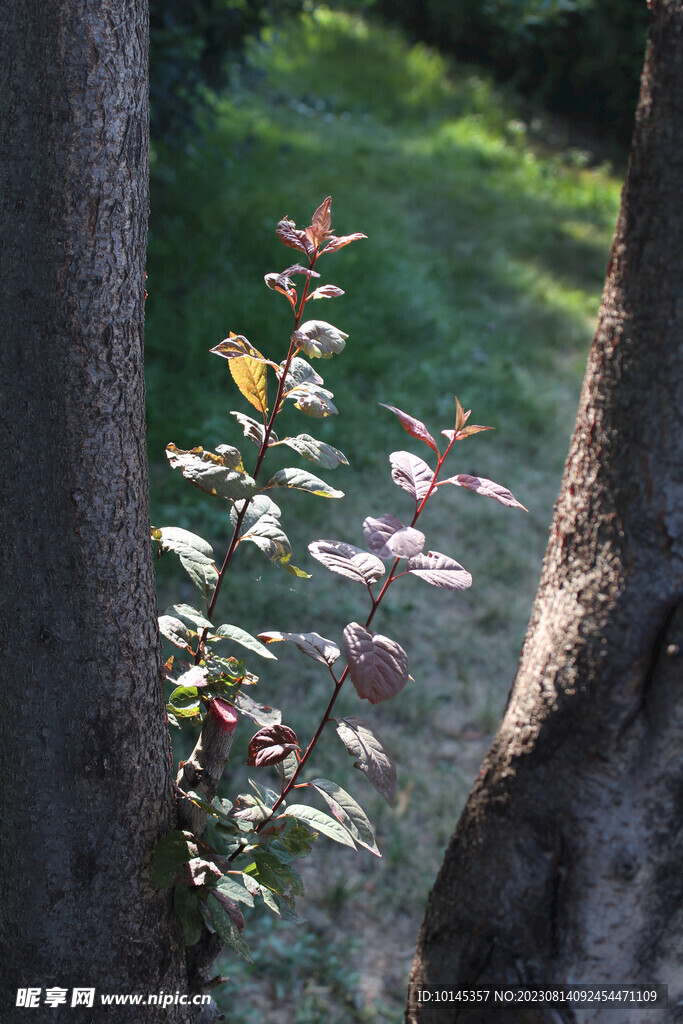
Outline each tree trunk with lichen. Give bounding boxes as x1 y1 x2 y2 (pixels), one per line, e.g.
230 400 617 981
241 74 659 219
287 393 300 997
0 2 191 1020
406 4 683 1023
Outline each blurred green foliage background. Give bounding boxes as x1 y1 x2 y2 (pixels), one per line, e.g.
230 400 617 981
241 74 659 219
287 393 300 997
146 4 638 1019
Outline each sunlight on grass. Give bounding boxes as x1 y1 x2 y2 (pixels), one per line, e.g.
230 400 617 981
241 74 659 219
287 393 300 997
146 9 623 1020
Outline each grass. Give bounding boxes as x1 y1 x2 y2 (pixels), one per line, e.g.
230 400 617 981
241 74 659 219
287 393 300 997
145 8 622 1020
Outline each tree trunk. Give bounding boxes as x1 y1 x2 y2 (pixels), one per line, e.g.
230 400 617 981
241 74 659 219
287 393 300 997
0 2 190 1019
406 3 683 1023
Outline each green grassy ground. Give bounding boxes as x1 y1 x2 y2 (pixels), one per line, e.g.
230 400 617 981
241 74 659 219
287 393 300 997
145 9 622 1021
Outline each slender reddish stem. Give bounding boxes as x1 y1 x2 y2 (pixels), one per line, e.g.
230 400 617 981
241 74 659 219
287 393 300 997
249 433 458 831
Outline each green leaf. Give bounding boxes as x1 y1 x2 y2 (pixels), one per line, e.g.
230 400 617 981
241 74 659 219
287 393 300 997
214 623 278 660
167 684 201 711
215 873 256 908
271 434 348 470
283 805 356 848
174 885 204 947
264 467 344 499
166 444 257 501
151 831 199 887
276 750 300 787
205 893 253 963
308 779 380 856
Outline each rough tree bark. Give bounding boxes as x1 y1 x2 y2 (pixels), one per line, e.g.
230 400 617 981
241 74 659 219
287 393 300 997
0 2 191 1020
406 3 683 1023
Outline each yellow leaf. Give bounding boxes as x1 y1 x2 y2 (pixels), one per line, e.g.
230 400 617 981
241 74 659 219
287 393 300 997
229 353 268 417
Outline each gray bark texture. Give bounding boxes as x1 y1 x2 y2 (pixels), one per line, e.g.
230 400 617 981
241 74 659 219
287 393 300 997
0 1 192 1020
406 3 683 1023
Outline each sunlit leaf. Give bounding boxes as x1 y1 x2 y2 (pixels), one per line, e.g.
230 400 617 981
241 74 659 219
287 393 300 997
214 623 278 660
276 217 314 257
362 513 425 559
229 352 269 416
164 604 213 633
438 474 528 510
257 630 341 666
210 333 266 362
281 356 324 389
246 724 299 767
335 717 397 806
407 551 473 590
158 614 193 649
156 525 218 599
283 805 356 848
230 410 270 447
308 284 345 300
276 264 320 289
231 494 282 533
272 434 348 469
389 451 434 504
265 467 344 499
286 382 339 418
308 540 385 585
308 779 380 856
291 320 348 360
343 623 410 705
240 512 291 561
322 232 367 253
380 404 439 451
441 424 494 441
173 665 209 689
166 445 257 501
305 195 333 248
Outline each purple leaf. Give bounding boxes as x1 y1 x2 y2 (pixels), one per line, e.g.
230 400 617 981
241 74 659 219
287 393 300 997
276 217 314 257
322 232 367 253
210 333 262 361
380 404 439 452
439 474 527 510
407 551 473 590
246 725 299 767
336 716 397 805
308 284 345 300
232 691 282 727
209 889 246 934
308 540 385 585
306 195 333 247
389 451 434 504
362 513 425 559
441 424 494 441
257 630 341 666
342 623 409 705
